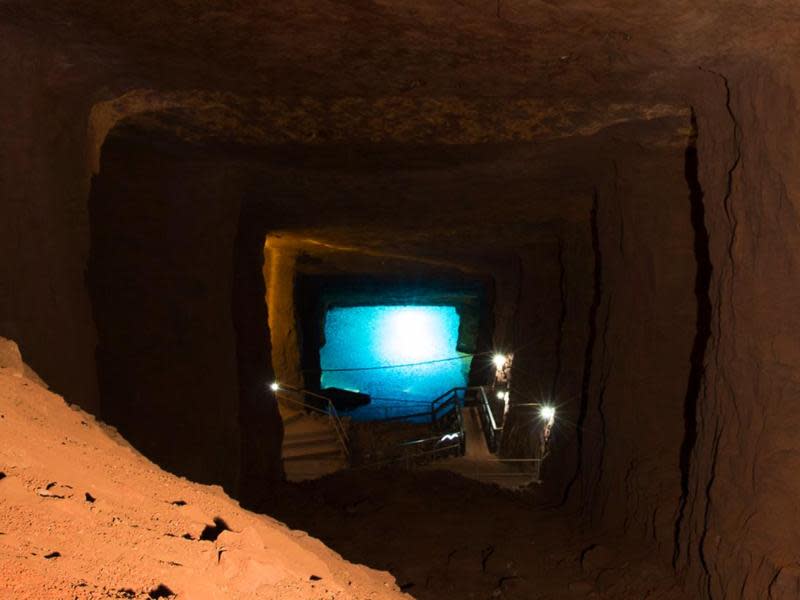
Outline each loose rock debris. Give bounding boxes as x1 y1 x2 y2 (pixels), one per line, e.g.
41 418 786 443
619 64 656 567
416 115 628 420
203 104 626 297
0 372 409 599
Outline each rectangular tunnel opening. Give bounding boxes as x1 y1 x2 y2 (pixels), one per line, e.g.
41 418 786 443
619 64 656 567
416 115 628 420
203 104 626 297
319 304 473 421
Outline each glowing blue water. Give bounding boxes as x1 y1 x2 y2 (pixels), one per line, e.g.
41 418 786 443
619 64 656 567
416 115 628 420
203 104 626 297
320 305 472 420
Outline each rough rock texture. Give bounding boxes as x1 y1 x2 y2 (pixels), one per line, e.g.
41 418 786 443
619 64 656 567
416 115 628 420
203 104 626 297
676 63 800 599
0 27 99 410
555 125 696 549
264 242 304 390
2 3 800 598
87 134 287 500
232 211 285 505
477 117 699 565
265 468 687 600
0 369 408 599
0 337 47 387
87 136 245 494
495 240 564 458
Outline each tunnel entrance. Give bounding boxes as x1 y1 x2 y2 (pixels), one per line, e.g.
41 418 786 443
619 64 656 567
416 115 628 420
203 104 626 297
319 305 473 421
293 274 493 400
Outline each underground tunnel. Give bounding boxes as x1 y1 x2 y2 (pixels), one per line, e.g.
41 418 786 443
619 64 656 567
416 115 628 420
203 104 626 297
318 304 473 414
2 3 800 599
295 274 492 421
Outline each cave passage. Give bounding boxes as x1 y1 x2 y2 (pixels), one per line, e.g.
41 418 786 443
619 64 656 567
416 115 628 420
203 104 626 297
319 305 472 420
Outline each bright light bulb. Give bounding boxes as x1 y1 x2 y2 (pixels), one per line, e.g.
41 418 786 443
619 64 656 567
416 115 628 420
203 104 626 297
492 354 507 369
270 382 280 392
496 390 506 400
540 405 555 421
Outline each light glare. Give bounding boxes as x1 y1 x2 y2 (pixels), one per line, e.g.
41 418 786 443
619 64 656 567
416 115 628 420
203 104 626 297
270 382 280 392
319 305 471 417
540 405 556 421
492 354 507 369
383 307 447 363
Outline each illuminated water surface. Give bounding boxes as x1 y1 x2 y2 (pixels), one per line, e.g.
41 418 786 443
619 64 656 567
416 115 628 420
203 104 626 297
320 305 472 420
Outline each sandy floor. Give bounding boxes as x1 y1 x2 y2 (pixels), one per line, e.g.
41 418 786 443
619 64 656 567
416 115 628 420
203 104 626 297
264 467 688 599
0 369 408 600
0 363 687 599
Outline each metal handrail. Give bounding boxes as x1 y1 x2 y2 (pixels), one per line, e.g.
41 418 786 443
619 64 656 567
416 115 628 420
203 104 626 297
430 387 467 427
352 386 469 468
399 430 461 449
278 385 471 466
479 387 500 429
430 386 466 411
377 386 466 424
276 387 350 458
297 388 350 442
476 386 503 453
379 409 435 422
351 441 463 471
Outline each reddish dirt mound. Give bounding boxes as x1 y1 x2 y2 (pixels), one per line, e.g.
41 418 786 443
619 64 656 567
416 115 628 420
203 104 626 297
0 369 408 600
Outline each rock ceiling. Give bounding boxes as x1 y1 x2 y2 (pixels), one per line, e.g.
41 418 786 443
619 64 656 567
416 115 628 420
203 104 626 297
6 0 798 263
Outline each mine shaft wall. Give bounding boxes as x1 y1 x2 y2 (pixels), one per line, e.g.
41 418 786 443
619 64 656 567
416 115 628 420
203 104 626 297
0 27 100 410
3 24 800 598
87 137 284 499
526 122 696 563
233 204 285 502
533 65 800 599
263 246 304 389
677 63 800 599
527 228 594 486
499 240 578 459
578 139 696 550
88 137 246 492
0 25 284 497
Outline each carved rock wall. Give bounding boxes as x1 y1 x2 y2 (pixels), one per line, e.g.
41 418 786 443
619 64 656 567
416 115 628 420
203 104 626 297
0 27 99 409
676 62 800 599
87 136 246 493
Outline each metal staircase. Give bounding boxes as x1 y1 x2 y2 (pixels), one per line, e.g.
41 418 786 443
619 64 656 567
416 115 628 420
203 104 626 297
276 384 550 487
426 397 543 488
277 389 350 482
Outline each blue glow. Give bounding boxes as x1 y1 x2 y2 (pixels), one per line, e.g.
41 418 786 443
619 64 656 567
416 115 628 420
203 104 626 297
320 305 472 420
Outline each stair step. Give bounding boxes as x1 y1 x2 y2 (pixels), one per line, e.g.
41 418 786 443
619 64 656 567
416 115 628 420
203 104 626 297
284 459 347 482
283 428 340 442
283 447 343 461
283 435 339 449
281 412 304 427
284 418 337 431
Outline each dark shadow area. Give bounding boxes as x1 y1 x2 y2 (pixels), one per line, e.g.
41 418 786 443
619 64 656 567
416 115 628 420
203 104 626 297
232 206 285 503
87 134 250 493
261 469 684 600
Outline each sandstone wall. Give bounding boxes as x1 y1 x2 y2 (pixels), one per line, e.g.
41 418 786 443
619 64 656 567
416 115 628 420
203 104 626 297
0 27 99 409
537 224 593 495
675 62 800 599
3 18 800 598
264 244 305 389
88 137 246 493
499 240 566 458
536 121 696 559
534 65 800 599
584 137 695 550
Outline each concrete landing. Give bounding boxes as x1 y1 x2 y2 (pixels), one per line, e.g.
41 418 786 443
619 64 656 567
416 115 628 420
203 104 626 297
423 406 540 489
280 407 348 482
